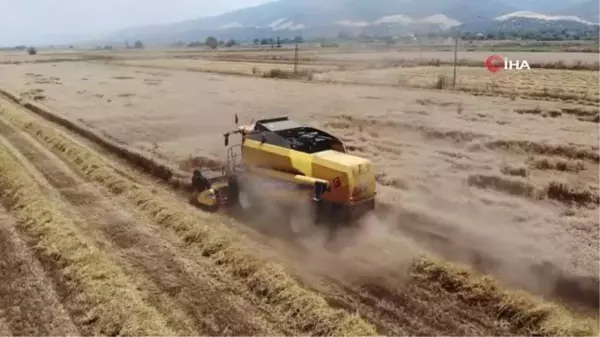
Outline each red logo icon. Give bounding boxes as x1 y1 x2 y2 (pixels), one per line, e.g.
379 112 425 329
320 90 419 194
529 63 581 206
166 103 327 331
332 177 341 190
485 55 504 73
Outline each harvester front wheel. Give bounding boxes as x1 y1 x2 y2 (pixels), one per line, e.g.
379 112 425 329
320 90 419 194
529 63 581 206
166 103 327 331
288 203 318 235
229 177 260 212
237 188 253 210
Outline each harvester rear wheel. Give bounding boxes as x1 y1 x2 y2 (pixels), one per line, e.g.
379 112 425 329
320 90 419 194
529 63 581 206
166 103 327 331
238 188 253 210
288 202 318 236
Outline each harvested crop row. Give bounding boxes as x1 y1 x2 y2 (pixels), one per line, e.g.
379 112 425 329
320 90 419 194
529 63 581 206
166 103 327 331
1 96 598 336
0 116 288 335
467 174 600 206
0 145 174 336
0 317 9 336
411 258 598 336
0 208 79 336
0 101 377 336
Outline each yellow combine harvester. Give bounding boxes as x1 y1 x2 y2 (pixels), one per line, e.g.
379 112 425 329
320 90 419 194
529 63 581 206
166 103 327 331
191 115 376 227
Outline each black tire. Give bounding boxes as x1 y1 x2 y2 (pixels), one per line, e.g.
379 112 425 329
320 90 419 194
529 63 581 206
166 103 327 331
227 176 240 206
288 202 318 236
229 176 258 213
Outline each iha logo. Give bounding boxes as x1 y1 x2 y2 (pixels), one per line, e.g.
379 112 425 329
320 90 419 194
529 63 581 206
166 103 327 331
485 55 531 73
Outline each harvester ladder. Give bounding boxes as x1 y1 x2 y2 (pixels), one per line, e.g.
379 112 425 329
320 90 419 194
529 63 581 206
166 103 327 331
226 145 242 174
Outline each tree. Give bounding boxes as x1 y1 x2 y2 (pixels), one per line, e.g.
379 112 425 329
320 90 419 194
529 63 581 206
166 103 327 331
225 39 236 47
134 40 144 49
205 36 218 49
293 36 304 43
253 38 260 45
260 38 270 45
338 32 351 40
27 47 37 55
276 36 281 47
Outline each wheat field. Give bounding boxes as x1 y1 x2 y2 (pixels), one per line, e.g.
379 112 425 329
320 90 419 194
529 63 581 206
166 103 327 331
0 47 597 336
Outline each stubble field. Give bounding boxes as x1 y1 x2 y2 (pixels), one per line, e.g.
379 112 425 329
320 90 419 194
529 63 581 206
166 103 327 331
0 46 598 336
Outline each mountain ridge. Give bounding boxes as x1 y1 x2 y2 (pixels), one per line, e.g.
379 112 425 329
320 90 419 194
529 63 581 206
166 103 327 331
93 0 599 45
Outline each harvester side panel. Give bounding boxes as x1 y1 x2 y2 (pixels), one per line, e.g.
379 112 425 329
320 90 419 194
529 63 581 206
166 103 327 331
241 138 372 205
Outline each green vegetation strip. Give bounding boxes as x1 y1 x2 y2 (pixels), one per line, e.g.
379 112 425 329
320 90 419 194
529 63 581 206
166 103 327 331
0 103 377 336
0 145 174 336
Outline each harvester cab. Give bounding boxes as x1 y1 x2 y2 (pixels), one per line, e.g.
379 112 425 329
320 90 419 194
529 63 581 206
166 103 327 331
193 114 331 212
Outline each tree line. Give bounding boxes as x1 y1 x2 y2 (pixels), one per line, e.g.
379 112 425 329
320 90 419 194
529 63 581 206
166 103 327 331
171 35 305 49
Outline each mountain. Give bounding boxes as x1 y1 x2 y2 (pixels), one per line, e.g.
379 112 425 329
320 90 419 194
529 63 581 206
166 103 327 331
554 0 600 23
94 0 598 44
458 15 598 34
503 0 584 13
99 0 513 43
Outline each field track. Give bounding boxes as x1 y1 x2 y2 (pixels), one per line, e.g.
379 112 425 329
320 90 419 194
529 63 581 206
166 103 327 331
0 91 597 336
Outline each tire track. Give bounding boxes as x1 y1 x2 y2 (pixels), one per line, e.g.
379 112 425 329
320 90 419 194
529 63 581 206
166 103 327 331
0 117 282 335
0 209 79 336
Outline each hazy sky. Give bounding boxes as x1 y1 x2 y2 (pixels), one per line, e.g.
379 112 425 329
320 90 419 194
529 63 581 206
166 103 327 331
0 0 274 46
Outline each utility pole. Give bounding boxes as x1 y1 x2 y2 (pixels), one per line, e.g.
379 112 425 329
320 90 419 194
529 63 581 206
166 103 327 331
294 41 299 75
418 35 422 63
452 30 459 89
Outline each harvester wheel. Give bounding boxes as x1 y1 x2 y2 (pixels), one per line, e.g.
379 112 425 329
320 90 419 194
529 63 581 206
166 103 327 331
238 188 253 210
288 203 317 235
231 177 260 212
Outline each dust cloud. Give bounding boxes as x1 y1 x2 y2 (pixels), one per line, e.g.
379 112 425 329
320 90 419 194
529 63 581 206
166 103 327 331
235 171 599 311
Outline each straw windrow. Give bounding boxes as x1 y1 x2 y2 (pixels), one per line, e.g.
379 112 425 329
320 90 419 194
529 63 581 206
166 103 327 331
0 145 174 336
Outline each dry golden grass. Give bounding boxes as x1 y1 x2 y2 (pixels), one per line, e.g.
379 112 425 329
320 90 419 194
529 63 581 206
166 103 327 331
529 157 586 173
112 58 336 77
546 181 600 206
0 143 174 336
0 100 377 336
1 94 597 336
500 164 529 177
413 258 598 336
0 317 9 336
314 66 600 104
0 207 79 336
468 174 540 199
468 173 599 207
